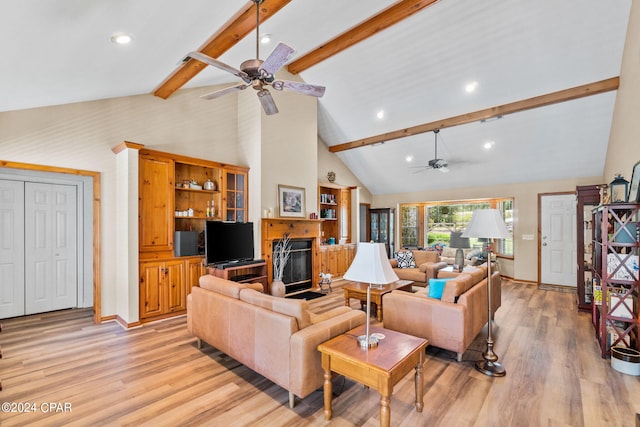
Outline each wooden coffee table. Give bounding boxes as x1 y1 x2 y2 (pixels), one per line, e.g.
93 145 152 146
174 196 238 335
318 325 428 427
343 280 413 321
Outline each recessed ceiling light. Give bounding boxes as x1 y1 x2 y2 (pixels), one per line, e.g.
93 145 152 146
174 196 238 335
110 32 133 45
465 81 478 93
260 34 272 44
405 155 414 163
483 140 496 150
376 110 385 119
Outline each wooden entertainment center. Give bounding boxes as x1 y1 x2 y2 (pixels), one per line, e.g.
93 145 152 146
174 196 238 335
208 261 268 289
136 146 248 322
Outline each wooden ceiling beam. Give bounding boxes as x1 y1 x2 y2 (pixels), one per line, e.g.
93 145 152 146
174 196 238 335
152 0 291 100
287 0 439 75
329 76 620 153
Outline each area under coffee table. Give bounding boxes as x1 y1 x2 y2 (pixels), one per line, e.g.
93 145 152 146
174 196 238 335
342 279 413 322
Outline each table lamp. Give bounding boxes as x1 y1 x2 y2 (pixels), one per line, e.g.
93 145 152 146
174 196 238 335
449 231 471 272
343 242 399 349
462 209 510 376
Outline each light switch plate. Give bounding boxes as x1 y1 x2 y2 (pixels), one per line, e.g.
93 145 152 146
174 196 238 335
522 234 534 240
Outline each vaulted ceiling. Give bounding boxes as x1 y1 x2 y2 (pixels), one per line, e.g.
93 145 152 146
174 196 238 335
1 0 632 194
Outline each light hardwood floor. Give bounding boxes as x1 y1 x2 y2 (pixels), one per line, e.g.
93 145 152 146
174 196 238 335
1 280 639 426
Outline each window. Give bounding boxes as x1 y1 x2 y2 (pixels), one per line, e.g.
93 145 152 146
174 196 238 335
401 205 419 248
399 198 514 257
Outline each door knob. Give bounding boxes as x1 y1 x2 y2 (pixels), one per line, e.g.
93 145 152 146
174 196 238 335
542 242 548 246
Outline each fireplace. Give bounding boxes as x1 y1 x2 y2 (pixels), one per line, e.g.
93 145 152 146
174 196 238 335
275 238 313 294
261 218 322 295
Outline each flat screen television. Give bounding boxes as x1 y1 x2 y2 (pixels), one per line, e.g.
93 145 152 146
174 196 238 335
204 221 254 266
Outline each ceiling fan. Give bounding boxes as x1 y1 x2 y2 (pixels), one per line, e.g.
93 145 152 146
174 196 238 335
411 129 450 173
185 0 325 115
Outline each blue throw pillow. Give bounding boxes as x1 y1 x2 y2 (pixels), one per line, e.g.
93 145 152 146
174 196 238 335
428 278 452 300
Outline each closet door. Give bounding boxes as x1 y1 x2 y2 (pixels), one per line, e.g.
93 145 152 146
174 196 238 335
0 180 25 318
24 183 77 315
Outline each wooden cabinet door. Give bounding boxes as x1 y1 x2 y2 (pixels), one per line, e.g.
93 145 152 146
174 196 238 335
139 156 174 253
139 261 165 319
166 259 186 312
336 246 349 277
320 246 329 275
185 257 205 294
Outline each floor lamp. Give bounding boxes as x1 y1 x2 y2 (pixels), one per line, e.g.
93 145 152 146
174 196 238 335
343 242 399 349
462 209 510 377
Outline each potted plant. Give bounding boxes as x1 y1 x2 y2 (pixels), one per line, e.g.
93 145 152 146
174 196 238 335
271 233 291 297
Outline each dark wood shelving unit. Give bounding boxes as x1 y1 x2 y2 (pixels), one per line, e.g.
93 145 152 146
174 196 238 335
576 185 601 311
591 203 640 358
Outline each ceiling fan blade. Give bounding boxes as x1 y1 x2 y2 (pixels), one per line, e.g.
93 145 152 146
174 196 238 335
257 89 279 115
200 83 248 100
259 43 296 76
187 51 250 82
272 80 326 97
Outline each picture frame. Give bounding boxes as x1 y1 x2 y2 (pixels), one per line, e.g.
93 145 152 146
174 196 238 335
629 160 640 203
278 184 305 218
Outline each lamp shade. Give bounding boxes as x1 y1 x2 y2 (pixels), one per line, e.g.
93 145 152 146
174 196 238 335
449 231 471 248
344 242 399 284
462 209 510 239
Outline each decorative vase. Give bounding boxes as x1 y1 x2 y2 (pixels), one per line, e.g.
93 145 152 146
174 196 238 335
271 279 286 297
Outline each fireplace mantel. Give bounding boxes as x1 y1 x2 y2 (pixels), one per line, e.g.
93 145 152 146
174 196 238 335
261 218 323 294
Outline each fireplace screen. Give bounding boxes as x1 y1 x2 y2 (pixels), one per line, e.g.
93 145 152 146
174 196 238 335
277 239 313 294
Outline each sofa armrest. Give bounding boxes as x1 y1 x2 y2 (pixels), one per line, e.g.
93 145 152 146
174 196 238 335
383 291 473 355
289 310 366 399
419 261 448 280
389 258 399 268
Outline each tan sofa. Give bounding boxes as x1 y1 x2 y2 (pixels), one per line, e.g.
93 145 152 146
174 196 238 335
389 249 447 287
382 264 501 362
187 275 366 408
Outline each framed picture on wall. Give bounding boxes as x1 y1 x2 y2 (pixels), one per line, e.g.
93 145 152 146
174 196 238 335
278 185 305 218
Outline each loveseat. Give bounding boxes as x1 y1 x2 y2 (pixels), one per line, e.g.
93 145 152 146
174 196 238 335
187 275 366 408
382 264 501 361
389 249 448 287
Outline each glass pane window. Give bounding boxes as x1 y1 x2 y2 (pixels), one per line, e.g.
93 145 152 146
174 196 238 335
401 206 418 248
400 198 514 256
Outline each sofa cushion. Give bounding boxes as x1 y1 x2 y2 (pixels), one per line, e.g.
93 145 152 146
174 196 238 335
394 251 416 268
412 250 440 265
239 288 312 329
427 278 452 300
440 266 487 303
441 247 457 259
199 275 248 298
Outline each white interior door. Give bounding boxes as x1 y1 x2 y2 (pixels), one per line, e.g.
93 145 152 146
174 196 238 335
0 180 26 318
541 194 577 286
24 182 77 314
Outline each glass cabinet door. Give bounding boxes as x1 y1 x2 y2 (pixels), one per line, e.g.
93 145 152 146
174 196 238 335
225 171 247 222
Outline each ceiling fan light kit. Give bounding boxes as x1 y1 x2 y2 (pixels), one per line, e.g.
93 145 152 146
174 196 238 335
411 129 450 173
187 0 325 115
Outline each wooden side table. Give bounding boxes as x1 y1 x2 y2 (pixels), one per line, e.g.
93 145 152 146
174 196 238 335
318 325 428 427
342 280 413 322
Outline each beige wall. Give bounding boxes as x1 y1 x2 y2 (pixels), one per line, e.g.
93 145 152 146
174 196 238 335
373 176 602 282
605 0 640 186
317 137 372 204
260 70 319 220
